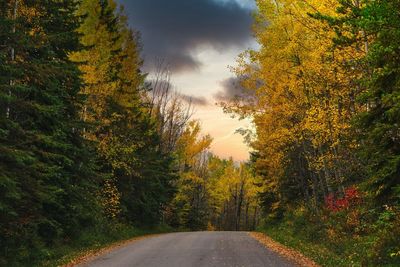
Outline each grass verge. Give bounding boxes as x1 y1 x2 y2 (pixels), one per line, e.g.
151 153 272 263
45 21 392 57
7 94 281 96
258 223 359 266
39 224 173 267
257 209 400 267
250 232 319 267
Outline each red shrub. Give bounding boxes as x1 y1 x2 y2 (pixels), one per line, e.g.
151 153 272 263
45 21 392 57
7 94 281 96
325 186 361 212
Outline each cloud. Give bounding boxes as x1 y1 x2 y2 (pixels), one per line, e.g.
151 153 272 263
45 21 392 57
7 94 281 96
148 78 209 106
180 94 209 106
118 0 253 72
214 76 254 102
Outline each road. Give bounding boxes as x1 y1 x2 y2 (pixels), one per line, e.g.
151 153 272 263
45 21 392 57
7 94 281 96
79 231 296 267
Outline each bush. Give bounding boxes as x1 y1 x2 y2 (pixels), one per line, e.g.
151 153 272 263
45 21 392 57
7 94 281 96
259 202 400 266
366 206 400 266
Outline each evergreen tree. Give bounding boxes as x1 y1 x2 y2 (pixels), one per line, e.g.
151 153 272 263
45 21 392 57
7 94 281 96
354 0 400 201
320 0 400 201
0 0 101 263
71 0 177 224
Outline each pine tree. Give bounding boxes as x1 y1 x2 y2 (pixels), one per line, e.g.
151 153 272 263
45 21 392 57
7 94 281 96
0 0 101 263
354 0 400 201
71 0 177 225
321 0 400 201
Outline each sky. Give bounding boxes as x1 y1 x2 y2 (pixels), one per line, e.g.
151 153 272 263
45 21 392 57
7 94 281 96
117 0 257 161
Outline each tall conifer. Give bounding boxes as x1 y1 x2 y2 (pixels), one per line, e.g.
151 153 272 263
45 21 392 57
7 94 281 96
71 0 176 224
0 0 101 263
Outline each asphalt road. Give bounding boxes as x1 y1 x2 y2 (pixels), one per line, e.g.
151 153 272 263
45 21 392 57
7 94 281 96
79 231 295 267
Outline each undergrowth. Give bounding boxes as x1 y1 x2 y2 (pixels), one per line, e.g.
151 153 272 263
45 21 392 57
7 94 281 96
258 205 400 266
8 223 173 267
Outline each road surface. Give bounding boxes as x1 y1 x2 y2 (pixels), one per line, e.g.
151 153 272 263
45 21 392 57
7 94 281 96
79 231 295 267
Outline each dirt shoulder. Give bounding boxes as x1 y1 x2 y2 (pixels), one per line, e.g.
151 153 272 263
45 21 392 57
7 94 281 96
62 233 164 267
249 232 320 267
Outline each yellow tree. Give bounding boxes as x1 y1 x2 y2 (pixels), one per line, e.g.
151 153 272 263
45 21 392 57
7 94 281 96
70 1 173 223
228 0 365 213
207 158 261 231
167 120 213 229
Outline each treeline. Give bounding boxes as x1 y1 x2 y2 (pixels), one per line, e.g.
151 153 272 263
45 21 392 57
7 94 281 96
224 0 400 265
0 0 206 265
165 131 260 231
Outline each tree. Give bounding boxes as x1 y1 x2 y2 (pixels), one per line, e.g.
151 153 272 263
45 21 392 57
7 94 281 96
207 159 260 231
70 0 177 225
0 0 101 263
331 0 400 201
167 121 212 230
148 60 194 154
224 0 365 215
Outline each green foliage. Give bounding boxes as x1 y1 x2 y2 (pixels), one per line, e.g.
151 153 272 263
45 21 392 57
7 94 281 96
0 0 177 265
2 0 399 265
166 121 212 230
355 0 400 201
259 205 400 266
167 147 261 231
0 0 103 265
70 0 177 226
224 0 400 264
40 223 173 267
314 0 400 201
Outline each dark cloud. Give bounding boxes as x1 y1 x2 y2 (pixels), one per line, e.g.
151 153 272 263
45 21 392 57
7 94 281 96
118 0 253 72
148 78 209 106
180 94 209 106
214 76 254 102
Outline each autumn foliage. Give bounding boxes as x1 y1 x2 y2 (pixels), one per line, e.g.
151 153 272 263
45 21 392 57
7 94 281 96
324 187 361 212
1 0 399 266
224 0 400 265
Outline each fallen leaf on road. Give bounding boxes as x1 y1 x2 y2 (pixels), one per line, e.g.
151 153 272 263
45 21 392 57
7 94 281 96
249 232 320 267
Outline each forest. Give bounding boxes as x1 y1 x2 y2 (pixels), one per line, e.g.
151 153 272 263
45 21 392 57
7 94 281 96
0 0 399 266
0 0 259 265
223 0 400 265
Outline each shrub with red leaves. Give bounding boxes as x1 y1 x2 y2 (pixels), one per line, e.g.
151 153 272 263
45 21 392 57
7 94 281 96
325 186 361 212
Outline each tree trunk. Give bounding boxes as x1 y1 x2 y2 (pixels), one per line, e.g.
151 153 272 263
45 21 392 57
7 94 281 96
7 0 18 118
252 206 258 230
236 180 245 231
244 200 249 230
